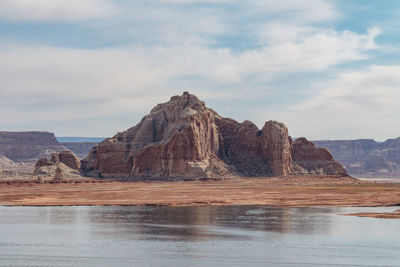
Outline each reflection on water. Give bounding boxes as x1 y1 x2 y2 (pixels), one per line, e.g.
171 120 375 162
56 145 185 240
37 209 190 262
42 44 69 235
0 205 399 266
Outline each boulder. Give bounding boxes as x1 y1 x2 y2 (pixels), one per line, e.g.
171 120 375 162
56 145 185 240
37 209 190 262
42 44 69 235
81 92 347 178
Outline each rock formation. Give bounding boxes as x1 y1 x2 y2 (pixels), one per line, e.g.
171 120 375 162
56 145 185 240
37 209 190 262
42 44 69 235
51 150 81 170
34 151 81 177
53 167 65 182
292 138 346 175
81 92 346 179
314 138 400 177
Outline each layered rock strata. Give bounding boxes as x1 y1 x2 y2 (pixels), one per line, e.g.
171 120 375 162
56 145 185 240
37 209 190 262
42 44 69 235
314 138 400 177
0 131 67 164
50 150 81 170
82 92 346 178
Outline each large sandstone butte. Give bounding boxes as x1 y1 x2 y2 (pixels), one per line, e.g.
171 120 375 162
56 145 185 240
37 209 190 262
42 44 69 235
81 92 346 178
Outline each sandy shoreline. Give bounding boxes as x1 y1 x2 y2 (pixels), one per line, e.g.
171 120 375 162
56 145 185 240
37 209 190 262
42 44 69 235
343 210 400 219
1 176 400 211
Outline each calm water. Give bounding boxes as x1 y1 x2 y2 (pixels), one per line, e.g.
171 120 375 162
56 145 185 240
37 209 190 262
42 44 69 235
0 206 399 266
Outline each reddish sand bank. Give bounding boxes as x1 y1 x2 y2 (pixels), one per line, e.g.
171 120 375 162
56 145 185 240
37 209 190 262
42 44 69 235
344 209 400 219
1 176 400 207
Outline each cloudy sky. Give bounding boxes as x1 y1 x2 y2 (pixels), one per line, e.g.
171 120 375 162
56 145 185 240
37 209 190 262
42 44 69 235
0 0 399 140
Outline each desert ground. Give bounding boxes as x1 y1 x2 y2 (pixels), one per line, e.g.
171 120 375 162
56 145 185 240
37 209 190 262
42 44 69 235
1 176 400 216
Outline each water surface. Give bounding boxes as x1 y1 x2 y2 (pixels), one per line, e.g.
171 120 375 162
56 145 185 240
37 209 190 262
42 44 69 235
0 206 399 266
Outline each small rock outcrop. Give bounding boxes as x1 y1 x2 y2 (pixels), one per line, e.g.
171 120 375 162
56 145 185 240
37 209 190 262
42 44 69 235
81 92 346 179
51 151 81 170
33 151 81 177
34 157 54 170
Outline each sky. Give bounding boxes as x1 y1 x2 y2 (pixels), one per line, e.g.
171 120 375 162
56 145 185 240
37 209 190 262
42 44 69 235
0 0 399 140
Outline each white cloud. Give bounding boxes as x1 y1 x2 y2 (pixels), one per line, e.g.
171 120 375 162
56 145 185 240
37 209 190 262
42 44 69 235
297 65 400 112
243 27 380 74
0 24 380 136
0 0 390 138
271 65 400 140
249 0 339 22
159 0 338 23
0 0 117 22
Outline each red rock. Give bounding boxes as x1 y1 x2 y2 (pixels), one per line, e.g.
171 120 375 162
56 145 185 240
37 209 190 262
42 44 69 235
260 121 293 176
81 92 347 178
292 138 346 175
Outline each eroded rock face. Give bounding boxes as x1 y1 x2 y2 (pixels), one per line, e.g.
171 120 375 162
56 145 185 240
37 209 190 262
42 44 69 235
51 151 81 170
82 92 347 178
82 92 229 178
34 157 54 170
292 138 347 175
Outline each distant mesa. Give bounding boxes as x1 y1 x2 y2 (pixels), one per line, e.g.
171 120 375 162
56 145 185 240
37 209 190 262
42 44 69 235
81 92 347 178
0 131 100 173
0 131 68 172
57 137 105 143
0 131 66 162
60 142 101 159
313 139 400 178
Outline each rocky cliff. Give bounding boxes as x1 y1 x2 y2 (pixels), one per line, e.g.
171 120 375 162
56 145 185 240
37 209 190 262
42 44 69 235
314 138 400 177
0 131 67 163
81 92 346 178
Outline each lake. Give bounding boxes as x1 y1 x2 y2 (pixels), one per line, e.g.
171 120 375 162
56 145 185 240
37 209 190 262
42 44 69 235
0 206 399 266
